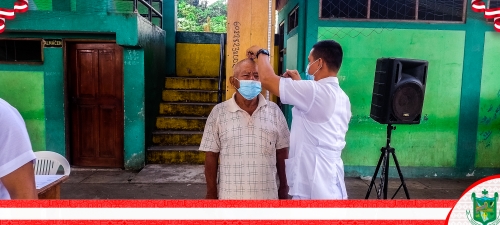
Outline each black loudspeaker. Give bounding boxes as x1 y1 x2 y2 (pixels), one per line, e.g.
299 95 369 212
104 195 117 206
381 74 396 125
370 58 428 124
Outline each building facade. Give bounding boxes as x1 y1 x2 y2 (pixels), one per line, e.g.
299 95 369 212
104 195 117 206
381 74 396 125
0 0 175 170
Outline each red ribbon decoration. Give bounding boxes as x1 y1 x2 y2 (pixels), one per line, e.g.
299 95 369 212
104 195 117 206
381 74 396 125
472 0 500 32
0 0 28 34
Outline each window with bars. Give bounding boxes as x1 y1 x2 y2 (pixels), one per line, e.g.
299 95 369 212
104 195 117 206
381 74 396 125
490 0 500 8
288 6 299 33
488 0 500 22
0 40 43 63
320 0 466 22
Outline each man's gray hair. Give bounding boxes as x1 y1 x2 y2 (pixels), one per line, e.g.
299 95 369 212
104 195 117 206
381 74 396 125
233 58 256 77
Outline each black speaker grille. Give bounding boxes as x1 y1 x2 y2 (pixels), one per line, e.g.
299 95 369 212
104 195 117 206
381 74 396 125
370 58 428 124
392 81 424 122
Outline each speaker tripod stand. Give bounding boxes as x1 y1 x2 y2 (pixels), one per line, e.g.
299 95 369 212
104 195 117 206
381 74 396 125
365 124 410 199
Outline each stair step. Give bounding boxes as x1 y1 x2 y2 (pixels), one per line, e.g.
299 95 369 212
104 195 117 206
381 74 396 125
165 77 223 91
152 130 204 135
147 145 205 164
177 74 219 78
159 103 215 117
156 116 207 131
148 145 201 151
163 90 218 103
152 130 203 146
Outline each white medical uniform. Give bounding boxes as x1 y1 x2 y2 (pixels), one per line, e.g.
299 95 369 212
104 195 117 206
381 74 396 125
0 98 36 199
279 77 351 199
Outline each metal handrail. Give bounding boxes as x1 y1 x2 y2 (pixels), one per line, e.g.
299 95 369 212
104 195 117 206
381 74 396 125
217 34 225 103
133 0 163 27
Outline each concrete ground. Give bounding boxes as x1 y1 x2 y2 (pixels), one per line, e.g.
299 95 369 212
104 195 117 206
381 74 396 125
61 164 479 199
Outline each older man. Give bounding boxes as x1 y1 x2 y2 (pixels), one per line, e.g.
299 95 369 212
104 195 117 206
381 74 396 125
200 59 290 199
0 98 38 199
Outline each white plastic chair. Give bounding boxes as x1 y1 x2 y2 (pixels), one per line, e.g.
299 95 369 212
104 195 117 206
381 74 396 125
34 151 71 175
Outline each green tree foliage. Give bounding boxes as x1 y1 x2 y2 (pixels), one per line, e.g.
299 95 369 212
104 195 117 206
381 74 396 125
177 0 227 33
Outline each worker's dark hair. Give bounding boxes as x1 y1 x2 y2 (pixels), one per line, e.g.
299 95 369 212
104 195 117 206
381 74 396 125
311 40 343 72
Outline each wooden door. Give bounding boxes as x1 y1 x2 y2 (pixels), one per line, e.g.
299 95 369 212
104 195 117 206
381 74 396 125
68 43 124 168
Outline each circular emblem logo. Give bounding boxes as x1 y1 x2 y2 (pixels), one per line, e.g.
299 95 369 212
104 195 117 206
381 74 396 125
447 175 500 224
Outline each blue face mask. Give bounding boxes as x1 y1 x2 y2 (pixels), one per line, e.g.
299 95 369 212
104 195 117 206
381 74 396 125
235 78 262 100
305 58 321 80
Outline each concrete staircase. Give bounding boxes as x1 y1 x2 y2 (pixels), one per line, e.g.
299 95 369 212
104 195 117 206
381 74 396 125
147 76 224 164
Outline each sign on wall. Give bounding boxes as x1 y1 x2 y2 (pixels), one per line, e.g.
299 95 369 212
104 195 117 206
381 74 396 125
44 39 63 48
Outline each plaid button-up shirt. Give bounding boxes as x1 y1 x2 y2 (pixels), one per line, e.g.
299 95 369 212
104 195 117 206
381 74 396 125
199 94 290 199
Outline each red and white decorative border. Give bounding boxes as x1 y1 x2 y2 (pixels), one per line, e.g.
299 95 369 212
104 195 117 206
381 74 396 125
6 173 500 224
0 0 28 34
446 174 500 224
472 0 500 31
0 200 456 224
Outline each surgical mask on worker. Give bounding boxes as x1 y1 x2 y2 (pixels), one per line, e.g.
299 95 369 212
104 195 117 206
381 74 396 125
305 58 321 80
234 78 262 100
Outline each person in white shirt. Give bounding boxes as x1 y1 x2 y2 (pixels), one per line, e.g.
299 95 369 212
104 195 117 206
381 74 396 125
200 59 290 199
246 40 352 199
0 98 37 199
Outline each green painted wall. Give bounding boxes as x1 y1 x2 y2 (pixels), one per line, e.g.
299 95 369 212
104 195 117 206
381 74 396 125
1 0 168 170
123 47 146 170
25 0 161 17
285 34 298 71
52 0 71 11
32 0 52 10
319 28 464 168
476 32 500 168
43 48 65 157
0 71 46 151
76 0 107 14
138 16 167 169
0 47 70 156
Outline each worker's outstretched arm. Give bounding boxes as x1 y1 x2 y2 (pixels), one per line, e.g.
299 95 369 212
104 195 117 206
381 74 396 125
247 46 281 97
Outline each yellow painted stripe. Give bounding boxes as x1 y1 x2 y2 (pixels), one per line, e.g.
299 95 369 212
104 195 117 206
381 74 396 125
147 151 206 164
176 43 220 77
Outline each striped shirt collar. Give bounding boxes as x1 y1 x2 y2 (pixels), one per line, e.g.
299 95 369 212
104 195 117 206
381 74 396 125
227 93 267 113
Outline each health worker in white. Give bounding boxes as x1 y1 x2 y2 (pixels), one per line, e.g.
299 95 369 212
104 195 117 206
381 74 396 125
0 98 38 199
246 40 352 199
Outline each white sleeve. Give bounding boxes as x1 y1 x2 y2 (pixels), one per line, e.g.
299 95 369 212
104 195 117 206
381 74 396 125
279 77 316 113
0 101 36 178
